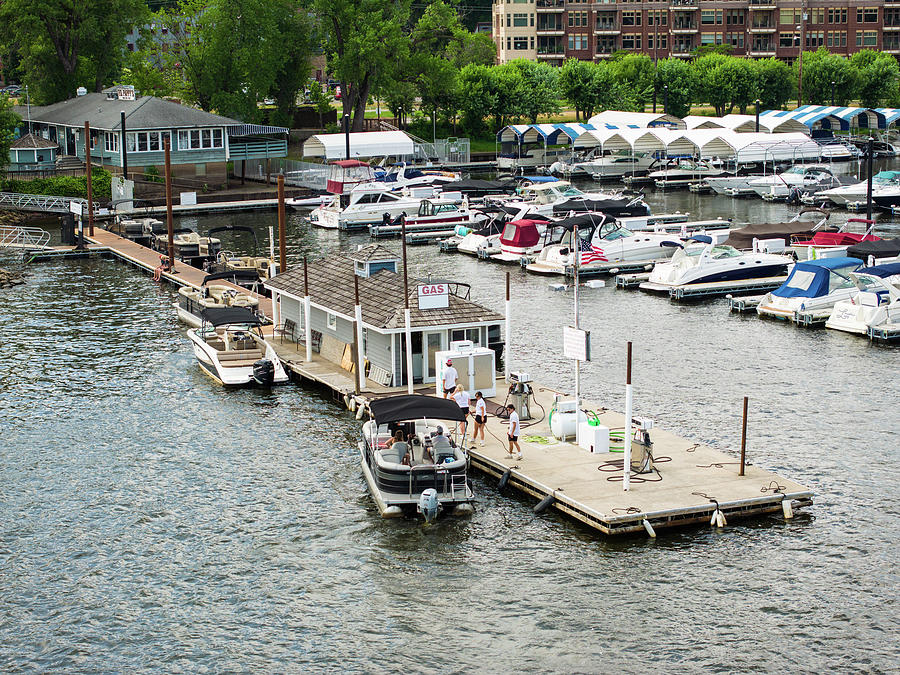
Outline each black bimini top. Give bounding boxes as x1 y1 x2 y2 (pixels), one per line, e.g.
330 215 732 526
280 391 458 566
369 394 467 425
202 269 261 284
199 306 263 327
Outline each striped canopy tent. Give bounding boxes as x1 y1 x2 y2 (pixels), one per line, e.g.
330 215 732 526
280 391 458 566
496 124 537 144
819 105 884 129
587 110 686 130
683 115 726 130
874 108 900 127
759 106 884 131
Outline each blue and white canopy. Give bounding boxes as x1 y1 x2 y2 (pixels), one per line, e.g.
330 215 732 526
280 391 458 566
496 123 594 145
771 257 862 299
760 106 885 131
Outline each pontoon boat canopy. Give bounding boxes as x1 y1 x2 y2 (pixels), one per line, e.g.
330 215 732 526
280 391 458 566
199 307 263 326
369 394 467 425
202 269 262 284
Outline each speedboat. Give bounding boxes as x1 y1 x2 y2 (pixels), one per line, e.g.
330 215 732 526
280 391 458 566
373 162 460 188
790 217 879 260
455 212 508 257
847 238 900 266
309 184 430 230
491 217 550 262
825 263 900 335
815 171 900 206
186 307 288 386
640 236 793 291
526 213 676 276
359 394 475 523
502 180 630 218
872 186 900 210
756 257 863 322
748 164 842 200
706 173 767 196
722 208 833 251
649 159 729 188
402 195 487 230
174 272 261 327
576 150 657 179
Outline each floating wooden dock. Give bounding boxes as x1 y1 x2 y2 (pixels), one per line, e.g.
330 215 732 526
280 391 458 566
639 276 788 300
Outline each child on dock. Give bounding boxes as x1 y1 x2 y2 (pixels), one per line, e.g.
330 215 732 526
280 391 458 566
471 391 487 448
506 404 522 460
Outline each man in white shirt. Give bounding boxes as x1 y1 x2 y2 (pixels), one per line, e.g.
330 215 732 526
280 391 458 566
505 403 522 460
442 359 458 398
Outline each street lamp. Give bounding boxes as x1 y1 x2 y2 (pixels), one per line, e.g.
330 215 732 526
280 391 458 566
755 99 761 132
831 80 836 107
796 24 804 107
663 84 669 115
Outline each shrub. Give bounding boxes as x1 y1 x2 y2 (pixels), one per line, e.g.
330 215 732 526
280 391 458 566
0 168 112 200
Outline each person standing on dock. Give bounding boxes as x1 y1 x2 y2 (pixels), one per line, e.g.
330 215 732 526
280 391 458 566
506 404 522 460
442 359 458 398
452 385 470 438
471 391 487 448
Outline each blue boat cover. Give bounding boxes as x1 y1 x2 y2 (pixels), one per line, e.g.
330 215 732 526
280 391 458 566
858 262 900 278
772 257 862 298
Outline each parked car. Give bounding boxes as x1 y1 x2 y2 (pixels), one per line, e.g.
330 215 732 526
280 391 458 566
335 86 341 100
3 85 21 96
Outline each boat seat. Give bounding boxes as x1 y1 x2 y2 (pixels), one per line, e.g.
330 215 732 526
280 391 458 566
217 349 264 362
380 446 403 464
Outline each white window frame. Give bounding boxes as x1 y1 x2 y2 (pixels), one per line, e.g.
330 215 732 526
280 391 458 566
178 127 224 151
327 312 337 331
126 131 171 153
105 133 119 153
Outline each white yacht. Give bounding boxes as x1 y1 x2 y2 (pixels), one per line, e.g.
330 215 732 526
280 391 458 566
748 164 842 199
309 185 429 230
576 150 657 179
359 394 475 523
815 170 900 206
649 159 729 187
526 214 676 276
756 257 864 322
641 236 793 291
705 174 767 196
825 263 900 335
373 163 461 188
187 307 288 386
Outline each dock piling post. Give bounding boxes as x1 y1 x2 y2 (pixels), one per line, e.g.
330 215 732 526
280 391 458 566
401 215 413 394
304 256 312 363
164 138 175 272
277 174 287 273
505 272 511 382
354 275 365 393
84 121 94 236
740 396 748 476
866 137 874 221
623 341 633 491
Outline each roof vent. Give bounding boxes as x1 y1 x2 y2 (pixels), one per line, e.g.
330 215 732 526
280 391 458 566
76 87 87 96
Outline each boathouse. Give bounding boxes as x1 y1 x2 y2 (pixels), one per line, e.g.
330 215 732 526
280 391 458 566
265 244 504 387
14 85 287 186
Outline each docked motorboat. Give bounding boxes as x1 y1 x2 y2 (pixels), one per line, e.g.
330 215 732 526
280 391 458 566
106 216 163 245
577 150 657 179
790 217 879 260
871 186 900 210
705 173 767 196
174 271 262 327
815 171 900 206
825 263 900 335
502 180 632 218
756 257 863 322
846 238 900 266
204 225 279 285
454 212 509 257
748 164 842 200
722 208 833 251
491 217 551 262
153 227 221 264
359 394 475 523
373 162 460 188
649 159 729 188
526 213 676 276
402 195 487 229
309 184 430 230
186 307 288 386
640 236 793 292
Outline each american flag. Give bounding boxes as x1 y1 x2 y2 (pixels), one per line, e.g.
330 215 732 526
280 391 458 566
577 237 607 265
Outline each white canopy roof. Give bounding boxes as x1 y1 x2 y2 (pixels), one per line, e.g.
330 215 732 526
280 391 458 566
303 131 416 159
683 115 726 130
587 110 686 130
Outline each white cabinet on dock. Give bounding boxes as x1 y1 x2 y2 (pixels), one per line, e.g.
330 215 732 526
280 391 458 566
435 341 496 398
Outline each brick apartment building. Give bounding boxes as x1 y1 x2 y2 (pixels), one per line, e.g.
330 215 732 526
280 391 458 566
492 0 898 66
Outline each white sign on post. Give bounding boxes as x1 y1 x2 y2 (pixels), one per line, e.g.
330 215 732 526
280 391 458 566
68 200 83 215
180 191 197 206
563 325 591 361
417 283 449 310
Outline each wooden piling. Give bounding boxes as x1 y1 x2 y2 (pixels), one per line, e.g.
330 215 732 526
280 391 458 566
740 396 748 476
277 174 287 273
84 121 94 236
164 139 175 271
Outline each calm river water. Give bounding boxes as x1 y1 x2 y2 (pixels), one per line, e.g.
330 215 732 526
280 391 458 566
1 178 898 672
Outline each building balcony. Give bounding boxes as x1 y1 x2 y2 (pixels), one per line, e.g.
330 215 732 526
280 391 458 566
749 48 776 56
594 25 620 35
536 0 564 12
537 27 565 34
748 2 777 10
749 24 777 32
671 0 698 10
885 25 900 31
672 25 698 33
595 51 613 59
671 50 693 57
536 48 565 56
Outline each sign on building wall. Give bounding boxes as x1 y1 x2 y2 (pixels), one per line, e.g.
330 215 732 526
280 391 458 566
116 86 136 101
418 283 449 310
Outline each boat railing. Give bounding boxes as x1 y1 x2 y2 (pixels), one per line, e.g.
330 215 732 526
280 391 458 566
407 464 456 499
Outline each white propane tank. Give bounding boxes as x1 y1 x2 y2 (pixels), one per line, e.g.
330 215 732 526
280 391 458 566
550 400 587 441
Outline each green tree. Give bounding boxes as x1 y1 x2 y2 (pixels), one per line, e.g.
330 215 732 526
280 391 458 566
446 31 496 69
696 56 756 115
558 59 595 121
850 50 900 108
0 95 22 171
0 0 149 103
313 0 411 131
609 53 655 109
456 63 496 135
655 58 696 118
307 83 335 129
797 48 855 106
508 60 560 124
753 58 794 110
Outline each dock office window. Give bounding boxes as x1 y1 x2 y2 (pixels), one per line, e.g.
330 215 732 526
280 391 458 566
126 131 171 152
104 133 119 153
327 312 337 331
177 128 224 151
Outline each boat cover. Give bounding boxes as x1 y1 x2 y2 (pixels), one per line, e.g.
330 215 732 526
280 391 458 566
501 219 543 247
552 197 649 217
200 307 263 326
722 221 830 249
847 238 900 260
857 262 900 278
369 394 467 425
202 269 261 284
772 257 862 298
440 179 515 195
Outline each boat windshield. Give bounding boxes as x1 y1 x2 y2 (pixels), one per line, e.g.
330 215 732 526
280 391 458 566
602 227 634 241
709 245 742 259
560 186 584 197
783 166 806 175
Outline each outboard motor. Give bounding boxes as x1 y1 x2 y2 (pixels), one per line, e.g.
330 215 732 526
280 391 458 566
418 488 440 524
252 359 276 386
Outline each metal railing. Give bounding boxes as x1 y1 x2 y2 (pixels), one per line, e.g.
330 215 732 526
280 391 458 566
0 192 97 214
233 159 329 190
0 224 51 250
